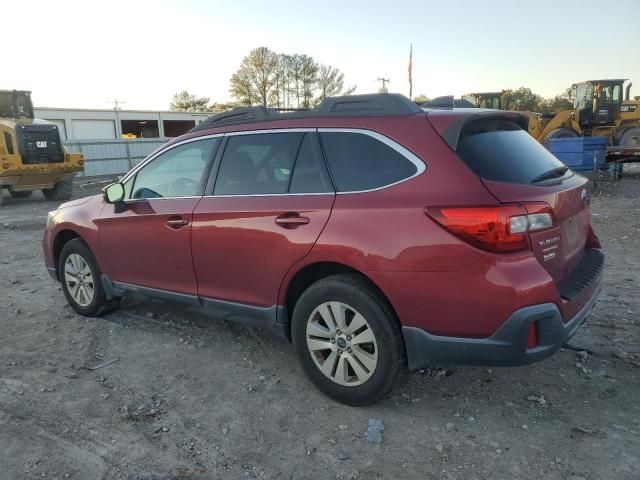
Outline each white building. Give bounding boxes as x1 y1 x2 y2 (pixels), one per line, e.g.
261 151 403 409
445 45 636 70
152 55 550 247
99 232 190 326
33 107 214 140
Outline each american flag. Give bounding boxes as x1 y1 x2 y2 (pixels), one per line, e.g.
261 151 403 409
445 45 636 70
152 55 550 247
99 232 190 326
408 43 413 99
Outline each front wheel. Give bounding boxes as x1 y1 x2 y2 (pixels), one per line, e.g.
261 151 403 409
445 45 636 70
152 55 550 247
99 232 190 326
8 187 33 198
541 127 579 148
291 274 405 406
59 239 116 316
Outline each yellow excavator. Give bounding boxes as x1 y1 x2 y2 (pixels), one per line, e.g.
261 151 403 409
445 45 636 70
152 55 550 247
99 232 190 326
0 90 84 204
528 79 640 147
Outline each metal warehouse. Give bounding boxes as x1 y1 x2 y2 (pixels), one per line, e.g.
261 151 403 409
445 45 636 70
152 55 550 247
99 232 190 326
32 107 214 176
33 107 212 140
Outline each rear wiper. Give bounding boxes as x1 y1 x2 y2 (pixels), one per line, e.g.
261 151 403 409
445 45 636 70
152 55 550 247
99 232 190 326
530 166 569 183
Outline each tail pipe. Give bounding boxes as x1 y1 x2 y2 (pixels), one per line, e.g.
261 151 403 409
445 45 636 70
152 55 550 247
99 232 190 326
625 82 632 101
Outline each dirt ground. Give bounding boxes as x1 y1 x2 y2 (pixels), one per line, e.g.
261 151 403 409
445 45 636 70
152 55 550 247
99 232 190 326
1 172 639 480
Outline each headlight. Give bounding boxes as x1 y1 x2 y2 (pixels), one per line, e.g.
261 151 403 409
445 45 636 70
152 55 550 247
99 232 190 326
46 211 57 229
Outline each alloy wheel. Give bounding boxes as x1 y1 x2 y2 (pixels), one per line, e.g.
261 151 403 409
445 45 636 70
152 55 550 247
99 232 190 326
64 253 95 307
305 301 378 386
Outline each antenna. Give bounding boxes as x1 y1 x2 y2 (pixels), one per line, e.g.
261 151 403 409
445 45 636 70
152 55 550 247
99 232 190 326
376 77 390 93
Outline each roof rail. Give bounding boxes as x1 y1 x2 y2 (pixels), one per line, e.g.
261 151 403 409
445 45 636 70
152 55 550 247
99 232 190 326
313 93 421 115
190 93 421 132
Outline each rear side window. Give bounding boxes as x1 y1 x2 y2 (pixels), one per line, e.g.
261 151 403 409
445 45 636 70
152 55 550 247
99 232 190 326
456 120 569 184
320 132 418 192
289 134 333 194
214 132 332 195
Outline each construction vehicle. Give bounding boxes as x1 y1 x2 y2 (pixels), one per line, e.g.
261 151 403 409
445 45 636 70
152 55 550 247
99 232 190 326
527 80 640 147
0 90 84 205
462 91 510 110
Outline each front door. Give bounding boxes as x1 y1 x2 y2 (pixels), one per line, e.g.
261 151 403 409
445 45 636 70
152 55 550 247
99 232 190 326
191 130 335 307
97 137 220 294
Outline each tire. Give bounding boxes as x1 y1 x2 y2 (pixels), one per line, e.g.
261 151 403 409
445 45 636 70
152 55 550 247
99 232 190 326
616 126 640 148
541 127 579 148
58 238 118 317
43 180 73 201
8 187 33 198
291 273 405 406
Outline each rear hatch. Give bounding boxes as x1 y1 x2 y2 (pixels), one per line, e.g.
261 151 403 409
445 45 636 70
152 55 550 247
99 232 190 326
428 110 598 289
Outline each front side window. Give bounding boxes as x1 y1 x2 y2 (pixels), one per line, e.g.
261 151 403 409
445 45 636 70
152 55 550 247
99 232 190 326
214 132 331 195
130 138 218 199
319 132 418 192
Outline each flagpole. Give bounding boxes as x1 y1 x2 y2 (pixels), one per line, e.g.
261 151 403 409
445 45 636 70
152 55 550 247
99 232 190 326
408 43 413 100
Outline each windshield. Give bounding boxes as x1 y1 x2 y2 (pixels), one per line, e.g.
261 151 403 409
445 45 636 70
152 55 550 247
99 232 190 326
456 119 570 184
0 91 34 118
574 83 593 110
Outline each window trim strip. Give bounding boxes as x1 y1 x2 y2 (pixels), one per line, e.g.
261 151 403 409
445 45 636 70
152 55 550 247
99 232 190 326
118 127 427 200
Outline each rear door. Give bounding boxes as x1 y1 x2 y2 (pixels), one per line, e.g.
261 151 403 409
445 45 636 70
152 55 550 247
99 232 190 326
452 118 592 282
191 130 335 307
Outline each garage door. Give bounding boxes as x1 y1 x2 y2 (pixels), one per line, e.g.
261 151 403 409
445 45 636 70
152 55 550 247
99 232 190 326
71 119 116 139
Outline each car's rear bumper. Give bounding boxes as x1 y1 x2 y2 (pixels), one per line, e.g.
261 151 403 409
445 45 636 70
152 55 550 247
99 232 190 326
403 281 601 370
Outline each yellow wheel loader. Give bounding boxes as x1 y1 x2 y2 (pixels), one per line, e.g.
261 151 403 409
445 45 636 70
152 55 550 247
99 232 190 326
0 90 84 204
527 79 640 147
462 91 510 110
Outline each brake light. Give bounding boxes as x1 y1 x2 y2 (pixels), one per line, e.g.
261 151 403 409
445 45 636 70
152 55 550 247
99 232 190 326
425 203 553 253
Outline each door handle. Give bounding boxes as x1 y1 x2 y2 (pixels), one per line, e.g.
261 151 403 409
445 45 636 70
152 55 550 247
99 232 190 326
275 213 310 228
165 217 189 229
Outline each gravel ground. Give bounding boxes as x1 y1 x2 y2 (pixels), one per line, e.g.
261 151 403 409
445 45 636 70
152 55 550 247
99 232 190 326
1 172 639 480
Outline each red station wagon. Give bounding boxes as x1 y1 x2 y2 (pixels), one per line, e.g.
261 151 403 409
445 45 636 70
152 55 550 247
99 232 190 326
43 94 604 405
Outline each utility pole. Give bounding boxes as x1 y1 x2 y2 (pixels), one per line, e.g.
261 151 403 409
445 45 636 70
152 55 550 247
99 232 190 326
108 99 126 139
376 77 390 93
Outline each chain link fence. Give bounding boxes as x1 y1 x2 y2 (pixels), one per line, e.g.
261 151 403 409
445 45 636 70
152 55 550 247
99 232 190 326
63 138 169 177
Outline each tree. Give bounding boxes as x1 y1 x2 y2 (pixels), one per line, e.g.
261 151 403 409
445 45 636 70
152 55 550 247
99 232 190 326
316 64 345 102
170 91 211 112
230 47 354 109
229 47 279 107
541 87 574 113
504 87 544 112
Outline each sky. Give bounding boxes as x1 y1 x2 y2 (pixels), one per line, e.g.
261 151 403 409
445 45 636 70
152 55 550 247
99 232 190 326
5 0 640 110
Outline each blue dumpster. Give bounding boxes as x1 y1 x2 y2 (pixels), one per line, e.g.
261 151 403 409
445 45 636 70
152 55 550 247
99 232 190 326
547 137 607 172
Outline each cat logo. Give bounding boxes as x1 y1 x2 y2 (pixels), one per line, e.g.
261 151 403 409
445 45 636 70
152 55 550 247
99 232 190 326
621 105 637 113
36 141 48 148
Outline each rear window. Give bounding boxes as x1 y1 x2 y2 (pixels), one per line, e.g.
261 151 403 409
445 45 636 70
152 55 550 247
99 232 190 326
456 119 569 184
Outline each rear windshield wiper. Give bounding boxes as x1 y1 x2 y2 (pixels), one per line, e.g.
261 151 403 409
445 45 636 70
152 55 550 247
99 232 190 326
530 166 569 184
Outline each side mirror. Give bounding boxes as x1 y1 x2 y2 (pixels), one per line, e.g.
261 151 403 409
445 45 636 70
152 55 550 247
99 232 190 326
103 182 125 204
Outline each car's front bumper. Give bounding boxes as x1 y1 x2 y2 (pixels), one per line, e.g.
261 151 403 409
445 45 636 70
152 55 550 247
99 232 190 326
403 282 601 370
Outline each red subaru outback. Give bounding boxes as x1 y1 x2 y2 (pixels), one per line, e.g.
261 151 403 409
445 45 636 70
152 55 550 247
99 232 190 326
43 94 603 405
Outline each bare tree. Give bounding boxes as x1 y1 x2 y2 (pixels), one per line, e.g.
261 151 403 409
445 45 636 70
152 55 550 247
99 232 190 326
316 65 345 101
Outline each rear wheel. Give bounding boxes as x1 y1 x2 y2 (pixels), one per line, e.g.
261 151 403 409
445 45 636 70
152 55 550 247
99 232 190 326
541 127 579 148
59 239 117 316
8 187 33 198
616 126 640 148
43 180 73 201
291 273 405 406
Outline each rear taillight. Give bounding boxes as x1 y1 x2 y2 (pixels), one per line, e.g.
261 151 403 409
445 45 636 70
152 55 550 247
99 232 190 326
426 203 553 253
